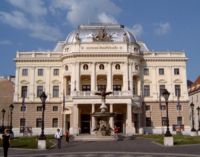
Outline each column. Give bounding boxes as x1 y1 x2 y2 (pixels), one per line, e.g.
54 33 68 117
14 67 19 102
138 79 141 96
71 63 76 94
91 104 95 134
91 63 96 92
129 63 133 92
123 63 129 91
126 103 135 135
73 104 79 135
75 62 80 91
29 67 35 101
109 104 114 128
107 62 112 91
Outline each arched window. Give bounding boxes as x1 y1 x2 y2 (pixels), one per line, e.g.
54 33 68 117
115 64 120 70
65 65 68 71
99 64 104 70
83 64 88 70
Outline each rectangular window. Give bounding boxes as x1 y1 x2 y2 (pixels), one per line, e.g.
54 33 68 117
97 85 106 91
53 106 58 111
144 85 150 97
146 117 152 127
145 105 150 111
159 85 165 96
38 69 43 76
82 85 91 91
175 85 181 97
176 104 182 111
144 68 149 75
133 83 137 95
37 86 43 97
21 86 28 98
53 69 59 76
36 118 42 128
113 85 121 91
162 117 167 126
21 106 26 112
37 106 42 111
177 116 182 125
20 118 26 127
174 68 180 75
159 68 164 75
52 118 58 128
160 105 166 110
53 86 59 97
22 69 28 76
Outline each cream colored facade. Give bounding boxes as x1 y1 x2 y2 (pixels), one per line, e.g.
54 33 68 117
13 24 190 136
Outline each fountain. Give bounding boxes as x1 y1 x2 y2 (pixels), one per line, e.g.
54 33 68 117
92 90 115 136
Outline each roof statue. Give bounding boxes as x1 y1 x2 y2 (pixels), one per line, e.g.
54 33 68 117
92 28 112 42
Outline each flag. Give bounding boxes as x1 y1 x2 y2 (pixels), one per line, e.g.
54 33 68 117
22 96 26 112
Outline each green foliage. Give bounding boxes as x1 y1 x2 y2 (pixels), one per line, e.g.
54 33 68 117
0 135 55 149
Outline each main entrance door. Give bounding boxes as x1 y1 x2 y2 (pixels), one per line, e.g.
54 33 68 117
114 114 125 133
80 114 90 133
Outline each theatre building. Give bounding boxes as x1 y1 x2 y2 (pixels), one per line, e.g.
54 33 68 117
13 24 190 136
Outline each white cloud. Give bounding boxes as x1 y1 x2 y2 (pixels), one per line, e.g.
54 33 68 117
154 22 171 35
126 24 143 38
97 12 118 24
6 0 47 17
0 40 12 45
0 0 62 42
50 0 120 26
0 11 62 41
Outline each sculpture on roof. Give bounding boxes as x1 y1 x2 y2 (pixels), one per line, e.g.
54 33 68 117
93 28 112 42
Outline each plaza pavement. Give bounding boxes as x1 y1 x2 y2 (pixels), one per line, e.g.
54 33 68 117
1 136 200 157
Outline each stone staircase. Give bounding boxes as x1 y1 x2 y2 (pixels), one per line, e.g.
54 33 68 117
74 134 115 141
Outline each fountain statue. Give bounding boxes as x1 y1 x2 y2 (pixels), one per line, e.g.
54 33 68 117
92 90 115 136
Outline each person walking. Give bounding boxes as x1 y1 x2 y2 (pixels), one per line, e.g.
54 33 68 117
2 129 10 157
54 129 62 149
114 125 119 141
65 130 69 143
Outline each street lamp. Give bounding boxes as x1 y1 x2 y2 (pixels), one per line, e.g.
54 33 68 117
1 109 6 129
162 89 171 137
39 91 47 139
9 104 14 131
190 102 196 131
196 106 200 131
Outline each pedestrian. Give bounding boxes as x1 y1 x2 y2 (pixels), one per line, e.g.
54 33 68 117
54 128 62 149
2 129 10 157
114 125 119 140
65 130 69 143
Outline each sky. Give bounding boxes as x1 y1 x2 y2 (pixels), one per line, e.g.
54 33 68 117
0 0 199 81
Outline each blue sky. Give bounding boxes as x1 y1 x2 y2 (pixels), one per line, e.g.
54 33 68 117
0 0 199 81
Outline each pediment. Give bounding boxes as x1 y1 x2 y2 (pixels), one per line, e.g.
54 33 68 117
158 79 167 83
20 80 30 84
173 79 182 83
144 79 152 83
36 80 45 84
52 80 60 84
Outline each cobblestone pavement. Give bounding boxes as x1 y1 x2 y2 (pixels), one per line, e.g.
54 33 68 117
1 137 200 157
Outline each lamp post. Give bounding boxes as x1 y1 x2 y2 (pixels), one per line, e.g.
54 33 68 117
162 89 172 137
190 102 196 131
39 91 47 140
196 106 200 131
1 109 6 129
9 104 14 131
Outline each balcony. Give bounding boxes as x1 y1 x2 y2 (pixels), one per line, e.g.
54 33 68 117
70 91 134 97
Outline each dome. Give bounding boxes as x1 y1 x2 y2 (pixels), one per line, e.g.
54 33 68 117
65 23 137 44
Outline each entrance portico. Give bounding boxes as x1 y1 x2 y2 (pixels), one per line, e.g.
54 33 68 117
65 102 139 135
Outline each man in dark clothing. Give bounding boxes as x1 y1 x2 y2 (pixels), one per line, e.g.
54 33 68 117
2 129 10 157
